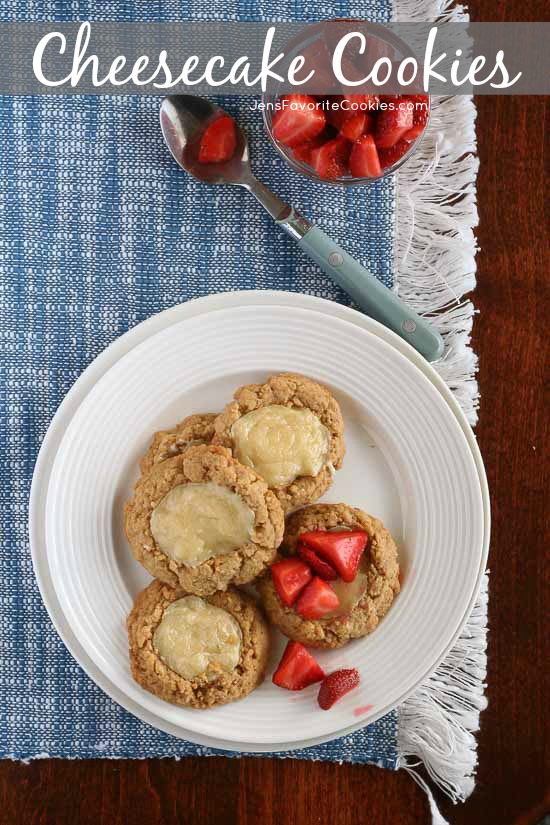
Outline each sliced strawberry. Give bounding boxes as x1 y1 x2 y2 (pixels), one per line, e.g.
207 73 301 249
272 94 326 148
297 542 338 581
406 94 430 107
295 576 340 619
402 123 425 143
292 143 315 164
406 95 429 131
318 668 360 709
365 35 395 64
271 558 312 607
326 96 357 130
299 530 369 582
296 39 337 90
198 115 237 164
291 131 329 164
339 112 373 142
310 137 350 180
349 135 382 178
272 641 325 691
322 19 364 63
375 100 413 148
378 138 411 168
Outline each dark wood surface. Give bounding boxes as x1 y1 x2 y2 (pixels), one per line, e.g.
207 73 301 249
1 7 549 825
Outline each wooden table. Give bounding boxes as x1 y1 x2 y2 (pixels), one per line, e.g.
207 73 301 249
1 8 548 825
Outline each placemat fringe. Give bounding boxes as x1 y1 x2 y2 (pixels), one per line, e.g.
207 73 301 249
392 1 486 819
394 1 480 427
396 572 488 813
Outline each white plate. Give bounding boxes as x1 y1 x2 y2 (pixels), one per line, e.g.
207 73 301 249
31 291 490 752
40 301 485 748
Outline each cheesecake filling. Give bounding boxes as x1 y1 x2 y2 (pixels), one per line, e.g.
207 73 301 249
150 481 254 568
153 595 242 681
230 404 330 488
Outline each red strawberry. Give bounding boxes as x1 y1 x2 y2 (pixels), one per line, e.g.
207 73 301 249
272 94 326 148
198 115 237 164
292 143 315 164
379 94 400 103
310 137 350 180
295 576 340 619
271 558 312 607
339 112 373 142
406 94 430 107
322 19 364 63
365 35 395 63
296 39 337 90
349 134 382 178
406 95 429 133
272 641 325 691
299 530 369 582
375 100 413 148
297 542 338 581
378 139 411 169
402 123 425 143
291 131 329 164
318 668 360 709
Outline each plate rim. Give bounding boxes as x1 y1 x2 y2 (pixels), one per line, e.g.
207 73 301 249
30 291 490 753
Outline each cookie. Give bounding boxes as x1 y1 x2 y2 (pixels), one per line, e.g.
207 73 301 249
139 413 216 476
124 444 284 596
128 579 270 708
258 503 400 648
213 373 345 512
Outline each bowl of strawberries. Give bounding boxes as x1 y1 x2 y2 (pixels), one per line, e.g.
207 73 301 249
262 21 430 183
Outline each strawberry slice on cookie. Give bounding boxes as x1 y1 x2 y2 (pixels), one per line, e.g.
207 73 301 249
299 530 370 582
295 576 340 619
271 557 312 607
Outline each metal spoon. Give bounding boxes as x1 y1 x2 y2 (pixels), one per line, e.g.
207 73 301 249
159 95 444 362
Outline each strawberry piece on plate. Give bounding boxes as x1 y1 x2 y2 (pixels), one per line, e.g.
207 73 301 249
318 668 360 709
339 112 373 142
299 530 369 582
297 542 338 580
375 100 413 148
272 94 326 148
310 137 350 179
198 115 237 164
349 135 382 178
378 138 411 168
295 576 340 619
273 641 325 691
271 557 312 607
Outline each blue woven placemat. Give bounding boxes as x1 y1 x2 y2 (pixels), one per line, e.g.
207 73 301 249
0 0 398 764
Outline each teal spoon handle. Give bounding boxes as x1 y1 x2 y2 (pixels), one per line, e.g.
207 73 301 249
245 179 444 363
297 224 444 362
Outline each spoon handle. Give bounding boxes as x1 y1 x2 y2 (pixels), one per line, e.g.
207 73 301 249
280 209 444 362
246 180 444 362
295 221 444 362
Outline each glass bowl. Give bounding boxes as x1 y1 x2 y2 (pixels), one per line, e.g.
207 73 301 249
261 20 430 186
